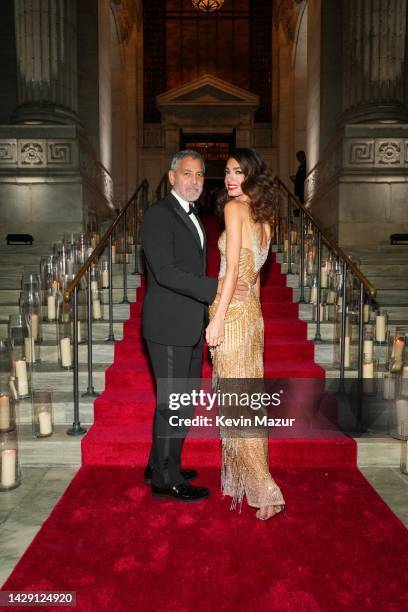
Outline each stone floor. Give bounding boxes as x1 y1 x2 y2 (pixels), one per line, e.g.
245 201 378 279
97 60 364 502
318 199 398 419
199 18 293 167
0 466 407 587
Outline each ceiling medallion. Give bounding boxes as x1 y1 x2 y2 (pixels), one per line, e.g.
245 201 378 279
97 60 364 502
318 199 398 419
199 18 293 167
192 0 225 13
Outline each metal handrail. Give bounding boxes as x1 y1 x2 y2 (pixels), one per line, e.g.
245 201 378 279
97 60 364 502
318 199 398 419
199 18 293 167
64 179 149 301
61 178 149 436
155 173 170 201
273 176 376 297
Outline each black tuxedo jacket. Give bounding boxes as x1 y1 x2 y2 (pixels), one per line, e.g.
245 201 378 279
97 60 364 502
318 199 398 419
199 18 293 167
141 192 218 346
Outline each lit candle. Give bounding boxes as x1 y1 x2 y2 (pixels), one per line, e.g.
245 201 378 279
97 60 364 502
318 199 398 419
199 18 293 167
102 269 109 288
344 336 350 367
60 337 72 368
363 304 370 323
375 314 386 342
24 336 36 364
111 244 116 264
363 339 373 362
47 295 56 320
1 449 16 487
38 411 52 436
30 313 39 339
363 362 374 378
15 359 28 397
92 299 102 320
0 394 10 431
393 337 405 363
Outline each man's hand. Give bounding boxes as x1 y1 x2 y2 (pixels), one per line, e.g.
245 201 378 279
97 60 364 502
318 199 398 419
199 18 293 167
217 277 250 301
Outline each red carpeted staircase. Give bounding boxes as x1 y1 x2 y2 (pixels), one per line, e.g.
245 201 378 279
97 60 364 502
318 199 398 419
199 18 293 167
3 215 408 611
81 215 356 468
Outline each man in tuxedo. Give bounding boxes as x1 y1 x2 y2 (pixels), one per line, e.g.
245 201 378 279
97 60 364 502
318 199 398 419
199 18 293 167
141 150 247 502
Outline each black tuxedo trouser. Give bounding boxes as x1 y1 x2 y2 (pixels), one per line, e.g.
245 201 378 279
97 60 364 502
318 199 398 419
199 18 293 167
146 331 204 488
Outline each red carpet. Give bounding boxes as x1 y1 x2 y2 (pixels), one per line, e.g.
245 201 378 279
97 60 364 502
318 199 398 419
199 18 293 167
2 215 407 610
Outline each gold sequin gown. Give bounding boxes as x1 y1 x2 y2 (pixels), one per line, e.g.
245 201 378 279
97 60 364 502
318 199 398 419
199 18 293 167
209 227 285 510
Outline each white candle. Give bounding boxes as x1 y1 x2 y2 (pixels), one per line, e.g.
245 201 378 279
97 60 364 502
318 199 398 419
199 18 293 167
402 365 408 379
344 336 350 367
30 313 39 339
9 377 18 400
0 395 10 431
60 337 72 368
363 339 373 362
396 399 408 436
102 270 109 288
375 315 386 342
91 280 98 295
321 267 328 288
111 245 116 264
66 258 73 275
38 411 52 435
363 362 374 378
1 449 16 487
393 338 405 363
15 359 28 397
47 295 56 320
93 299 102 320
363 304 370 323
310 286 317 305
24 336 36 364
327 290 337 304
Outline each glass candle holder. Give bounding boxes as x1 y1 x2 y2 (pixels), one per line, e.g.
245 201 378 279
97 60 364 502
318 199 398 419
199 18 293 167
375 310 388 344
0 392 16 433
32 391 53 438
13 357 30 399
400 437 408 475
100 260 109 289
57 303 73 370
383 373 398 401
0 430 21 491
8 314 24 362
92 289 103 321
362 358 378 396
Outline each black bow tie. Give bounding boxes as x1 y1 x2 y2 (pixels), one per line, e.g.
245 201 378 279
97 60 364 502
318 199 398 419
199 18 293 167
188 202 199 216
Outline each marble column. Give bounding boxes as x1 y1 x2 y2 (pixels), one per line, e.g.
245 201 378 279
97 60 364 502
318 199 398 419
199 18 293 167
342 0 408 123
13 0 78 124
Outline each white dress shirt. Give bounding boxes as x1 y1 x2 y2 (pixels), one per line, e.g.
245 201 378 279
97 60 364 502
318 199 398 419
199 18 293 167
171 189 204 248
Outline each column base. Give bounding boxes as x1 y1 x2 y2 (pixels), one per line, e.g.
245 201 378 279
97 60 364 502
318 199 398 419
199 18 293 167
11 103 80 126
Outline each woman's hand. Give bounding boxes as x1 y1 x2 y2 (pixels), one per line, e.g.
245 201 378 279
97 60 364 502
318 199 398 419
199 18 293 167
206 316 225 347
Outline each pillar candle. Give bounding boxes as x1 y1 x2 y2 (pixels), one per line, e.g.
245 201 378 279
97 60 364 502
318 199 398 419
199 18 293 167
38 411 52 435
111 245 116 264
363 304 370 323
1 449 16 487
327 290 337 304
310 286 317 305
30 313 39 339
363 362 374 378
375 315 386 342
393 338 405 363
66 258 73 275
363 339 373 362
60 337 72 368
24 336 36 364
344 336 350 368
47 295 56 321
396 399 408 436
402 365 408 378
0 394 10 431
91 280 99 297
92 299 102 320
320 267 328 288
15 359 28 396
102 270 109 288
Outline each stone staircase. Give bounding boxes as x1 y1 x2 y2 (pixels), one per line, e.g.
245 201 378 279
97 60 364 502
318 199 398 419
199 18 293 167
1 240 406 470
0 242 141 468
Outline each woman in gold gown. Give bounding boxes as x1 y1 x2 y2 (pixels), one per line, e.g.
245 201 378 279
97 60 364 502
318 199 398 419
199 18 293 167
206 148 285 521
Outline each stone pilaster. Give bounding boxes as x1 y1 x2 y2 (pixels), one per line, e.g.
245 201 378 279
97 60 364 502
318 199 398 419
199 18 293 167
13 0 78 124
342 0 408 123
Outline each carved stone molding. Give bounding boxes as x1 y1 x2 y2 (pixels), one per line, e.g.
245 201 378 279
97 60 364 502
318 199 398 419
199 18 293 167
0 141 17 165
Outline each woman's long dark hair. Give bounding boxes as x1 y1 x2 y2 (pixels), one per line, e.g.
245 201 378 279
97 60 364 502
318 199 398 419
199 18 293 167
217 148 278 223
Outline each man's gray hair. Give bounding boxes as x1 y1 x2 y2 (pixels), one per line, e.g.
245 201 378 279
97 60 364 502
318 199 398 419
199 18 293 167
170 150 205 172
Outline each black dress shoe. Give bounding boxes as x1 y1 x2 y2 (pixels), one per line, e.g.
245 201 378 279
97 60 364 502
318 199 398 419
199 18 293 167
144 466 197 485
151 482 210 502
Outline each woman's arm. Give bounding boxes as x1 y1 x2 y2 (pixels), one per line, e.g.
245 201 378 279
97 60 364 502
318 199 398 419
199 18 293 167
206 200 243 346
